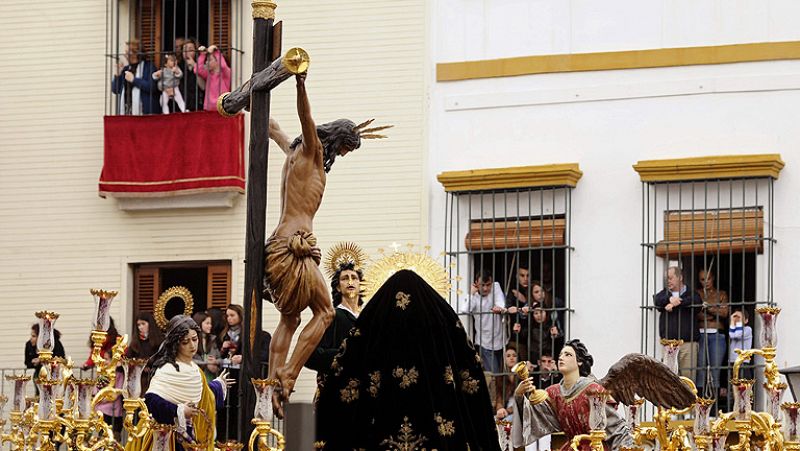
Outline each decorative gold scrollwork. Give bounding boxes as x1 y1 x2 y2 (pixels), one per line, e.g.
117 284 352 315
154 286 194 331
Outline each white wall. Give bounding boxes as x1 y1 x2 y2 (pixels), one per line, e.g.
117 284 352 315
430 0 800 375
436 0 800 63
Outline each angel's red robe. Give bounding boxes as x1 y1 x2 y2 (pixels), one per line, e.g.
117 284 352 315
511 377 631 450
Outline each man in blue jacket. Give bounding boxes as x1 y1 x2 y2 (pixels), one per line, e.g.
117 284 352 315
111 39 160 115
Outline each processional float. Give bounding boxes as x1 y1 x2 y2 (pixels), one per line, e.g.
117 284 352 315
502 306 798 451
0 289 285 451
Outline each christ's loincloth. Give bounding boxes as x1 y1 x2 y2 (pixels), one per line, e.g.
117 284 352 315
264 230 322 316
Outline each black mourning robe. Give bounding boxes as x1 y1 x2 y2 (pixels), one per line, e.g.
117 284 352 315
315 270 501 450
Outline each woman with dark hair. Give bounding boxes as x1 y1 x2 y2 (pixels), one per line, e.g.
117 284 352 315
127 312 164 359
219 305 243 368
206 308 226 339
512 339 631 450
304 262 363 376
127 312 164 395
192 311 221 380
125 315 233 451
25 324 66 374
178 37 205 111
217 304 243 440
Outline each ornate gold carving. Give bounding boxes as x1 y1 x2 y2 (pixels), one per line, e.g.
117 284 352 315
339 379 360 404
249 289 258 354
216 92 238 118
364 246 450 301
154 286 194 331
251 0 277 20
324 241 367 277
34 311 60 320
392 367 419 389
438 163 583 192
282 47 310 74
434 413 455 437
395 292 411 310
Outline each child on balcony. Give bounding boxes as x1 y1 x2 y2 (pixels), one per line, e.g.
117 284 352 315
152 54 186 113
196 44 231 112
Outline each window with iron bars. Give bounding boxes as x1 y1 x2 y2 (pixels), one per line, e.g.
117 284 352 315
104 0 245 115
444 186 573 417
640 176 776 414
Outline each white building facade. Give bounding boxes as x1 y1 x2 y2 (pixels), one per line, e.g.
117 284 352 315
429 1 800 382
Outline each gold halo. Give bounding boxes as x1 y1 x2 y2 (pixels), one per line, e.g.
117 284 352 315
323 242 367 278
154 286 195 331
363 246 450 302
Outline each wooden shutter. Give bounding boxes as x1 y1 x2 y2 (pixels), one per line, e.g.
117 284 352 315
656 208 764 257
466 218 566 251
207 263 232 309
209 0 231 62
136 0 162 66
134 266 160 313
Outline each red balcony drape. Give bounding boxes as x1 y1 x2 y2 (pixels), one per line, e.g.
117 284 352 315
99 111 245 197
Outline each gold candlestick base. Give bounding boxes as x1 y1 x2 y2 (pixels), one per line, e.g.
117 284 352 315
571 430 606 451
733 419 753 451
122 398 151 439
90 330 108 366
694 434 712 451
248 419 286 451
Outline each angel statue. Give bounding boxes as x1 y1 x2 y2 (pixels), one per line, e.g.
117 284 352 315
512 338 695 450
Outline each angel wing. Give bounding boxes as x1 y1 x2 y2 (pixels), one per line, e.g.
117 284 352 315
599 353 695 409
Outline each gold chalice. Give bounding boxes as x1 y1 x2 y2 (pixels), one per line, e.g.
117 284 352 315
512 361 549 404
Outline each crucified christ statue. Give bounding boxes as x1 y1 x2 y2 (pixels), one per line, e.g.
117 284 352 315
264 72 390 417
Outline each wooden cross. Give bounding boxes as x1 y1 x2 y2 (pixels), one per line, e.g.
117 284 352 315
239 0 282 441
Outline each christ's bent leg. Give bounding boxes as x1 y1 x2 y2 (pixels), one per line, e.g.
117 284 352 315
269 313 300 418
276 269 334 403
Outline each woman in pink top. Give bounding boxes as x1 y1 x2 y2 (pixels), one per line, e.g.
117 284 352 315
196 45 231 111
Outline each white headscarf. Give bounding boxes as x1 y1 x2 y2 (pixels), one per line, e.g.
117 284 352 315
146 360 203 405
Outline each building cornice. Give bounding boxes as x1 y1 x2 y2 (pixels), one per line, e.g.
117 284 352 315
437 41 800 82
437 163 582 192
633 154 785 182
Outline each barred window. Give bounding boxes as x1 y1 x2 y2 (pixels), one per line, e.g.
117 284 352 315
439 164 581 415
636 155 783 414
104 0 245 115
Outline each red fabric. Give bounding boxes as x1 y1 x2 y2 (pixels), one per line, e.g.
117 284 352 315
546 382 610 451
99 111 245 197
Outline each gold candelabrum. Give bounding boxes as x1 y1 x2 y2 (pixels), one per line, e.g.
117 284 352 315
248 378 286 451
0 293 264 451
627 306 797 451
570 388 613 451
